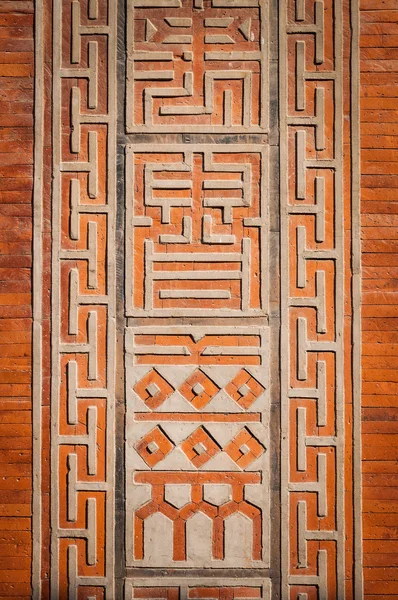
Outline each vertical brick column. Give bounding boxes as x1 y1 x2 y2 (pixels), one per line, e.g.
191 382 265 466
0 0 33 597
123 2 273 598
361 3 398 597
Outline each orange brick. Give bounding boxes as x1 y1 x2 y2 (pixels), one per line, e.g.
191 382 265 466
0 2 33 579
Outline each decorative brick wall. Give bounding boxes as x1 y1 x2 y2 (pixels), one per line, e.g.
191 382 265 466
361 3 398 598
33 0 360 596
0 0 33 597
2 0 398 598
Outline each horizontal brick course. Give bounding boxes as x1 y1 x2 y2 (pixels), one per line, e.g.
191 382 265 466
0 0 32 595
361 3 398 595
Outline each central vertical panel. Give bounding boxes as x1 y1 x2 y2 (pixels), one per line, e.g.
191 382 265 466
123 0 273 597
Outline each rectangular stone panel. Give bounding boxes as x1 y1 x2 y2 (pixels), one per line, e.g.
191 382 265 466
125 144 268 317
125 578 272 600
126 0 268 132
280 0 348 597
125 325 270 569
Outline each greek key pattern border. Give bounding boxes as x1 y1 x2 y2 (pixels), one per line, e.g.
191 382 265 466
280 0 346 597
50 0 117 597
31 0 363 596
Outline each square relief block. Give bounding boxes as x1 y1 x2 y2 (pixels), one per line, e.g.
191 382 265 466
146 382 160 397
192 382 205 396
125 145 268 318
126 0 268 133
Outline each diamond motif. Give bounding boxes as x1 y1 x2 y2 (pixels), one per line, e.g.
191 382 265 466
180 426 221 468
135 426 174 467
225 369 265 410
134 369 174 410
179 369 220 410
224 427 265 469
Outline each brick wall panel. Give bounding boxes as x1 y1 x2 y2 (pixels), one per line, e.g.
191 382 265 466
0 0 33 596
361 3 398 595
5 0 398 596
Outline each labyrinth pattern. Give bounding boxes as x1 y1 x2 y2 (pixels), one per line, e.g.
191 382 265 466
280 0 344 598
125 145 268 317
51 0 116 597
126 0 267 132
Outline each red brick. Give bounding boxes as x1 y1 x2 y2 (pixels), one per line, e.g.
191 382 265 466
0 0 33 580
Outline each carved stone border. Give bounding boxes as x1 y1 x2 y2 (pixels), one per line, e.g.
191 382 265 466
279 0 362 598
32 0 118 596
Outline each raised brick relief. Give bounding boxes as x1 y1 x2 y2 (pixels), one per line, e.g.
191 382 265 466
126 0 267 132
280 0 346 598
50 0 117 596
124 131 270 576
125 145 268 317
36 0 361 596
125 326 269 568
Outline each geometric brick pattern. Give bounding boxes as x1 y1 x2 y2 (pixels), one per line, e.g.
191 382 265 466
134 369 174 410
31 0 363 597
126 0 268 133
280 0 348 597
125 146 268 317
124 1 271 583
49 0 116 597
125 326 270 569
225 369 266 409
178 369 220 409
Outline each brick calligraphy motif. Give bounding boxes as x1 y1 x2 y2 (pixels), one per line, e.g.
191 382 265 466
280 0 345 597
51 0 117 596
125 145 268 317
127 0 267 132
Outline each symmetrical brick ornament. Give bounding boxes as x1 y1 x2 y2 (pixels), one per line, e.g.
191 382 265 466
125 145 268 317
280 0 348 597
32 0 362 598
126 0 268 132
46 0 117 596
125 324 269 571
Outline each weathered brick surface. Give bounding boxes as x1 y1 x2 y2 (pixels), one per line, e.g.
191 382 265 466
361 3 398 597
2 0 398 596
0 0 33 597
